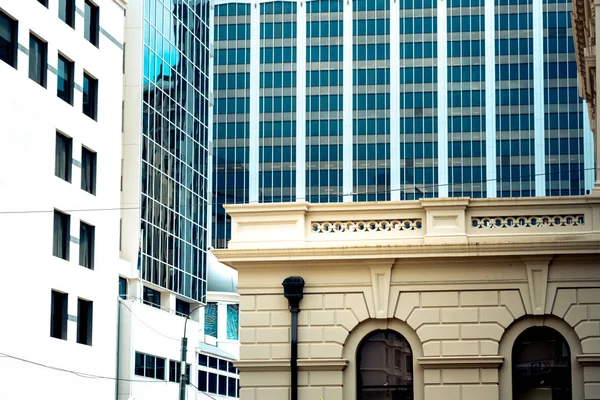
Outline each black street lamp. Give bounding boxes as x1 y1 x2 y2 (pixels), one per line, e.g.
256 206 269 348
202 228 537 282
282 276 305 400
179 304 204 400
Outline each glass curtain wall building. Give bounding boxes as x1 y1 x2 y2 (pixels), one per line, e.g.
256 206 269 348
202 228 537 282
140 0 210 301
211 0 593 248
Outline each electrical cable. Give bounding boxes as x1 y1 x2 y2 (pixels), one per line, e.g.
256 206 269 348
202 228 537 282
188 382 217 400
0 166 595 215
118 300 182 342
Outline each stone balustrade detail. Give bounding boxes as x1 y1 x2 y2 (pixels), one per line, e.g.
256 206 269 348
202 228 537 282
311 219 423 233
471 215 585 229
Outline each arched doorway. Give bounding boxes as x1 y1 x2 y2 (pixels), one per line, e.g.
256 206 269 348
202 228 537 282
512 326 571 400
357 330 413 400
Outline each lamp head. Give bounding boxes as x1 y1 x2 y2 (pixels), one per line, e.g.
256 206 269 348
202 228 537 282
282 276 305 309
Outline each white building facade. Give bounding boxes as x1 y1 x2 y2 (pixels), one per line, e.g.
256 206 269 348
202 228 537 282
0 0 127 399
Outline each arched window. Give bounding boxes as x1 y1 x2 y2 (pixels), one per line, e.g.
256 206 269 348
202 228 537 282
357 330 413 400
512 326 571 400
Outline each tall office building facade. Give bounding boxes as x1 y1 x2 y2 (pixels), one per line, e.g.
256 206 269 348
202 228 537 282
211 0 595 248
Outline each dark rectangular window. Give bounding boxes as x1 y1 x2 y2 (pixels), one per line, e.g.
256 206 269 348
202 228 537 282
59 0 75 28
228 377 237 397
169 360 190 383
50 290 68 340
84 1 99 47
57 54 74 104
143 286 161 308
29 33 47 87
81 147 96 194
55 132 72 182
119 277 127 300
134 352 165 380
83 72 98 119
77 298 93 345
208 372 217 393
198 370 207 391
218 375 227 396
0 9 18 68
53 210 70 260
79 221 95 269
175 299 190 317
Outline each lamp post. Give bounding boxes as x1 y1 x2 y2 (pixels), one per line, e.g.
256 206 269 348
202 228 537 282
179 304 204 400
282 276 305 400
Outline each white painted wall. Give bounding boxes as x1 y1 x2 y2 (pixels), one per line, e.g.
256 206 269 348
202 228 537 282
0 0 126 399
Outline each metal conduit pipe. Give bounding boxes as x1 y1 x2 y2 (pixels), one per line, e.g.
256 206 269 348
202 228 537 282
282 276 305 400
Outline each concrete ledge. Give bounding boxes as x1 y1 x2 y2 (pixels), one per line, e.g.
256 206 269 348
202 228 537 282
235 358 349 371
418 356 504 369
577 354 600 366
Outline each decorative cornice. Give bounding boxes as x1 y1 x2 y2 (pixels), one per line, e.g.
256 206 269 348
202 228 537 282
234 359 348 371
418 356 504 369
577 354 600 366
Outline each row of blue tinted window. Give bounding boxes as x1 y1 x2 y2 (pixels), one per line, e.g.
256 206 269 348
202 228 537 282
216 147 249 161
545 138 583 155
497 165 535 181
354 0 389 11
496 114 534 131
448 0 483 7
260 171 296 186
215 49 250 65
307 0 343 13
260 96 297 113
354 68 389 85
449 66 485 82
261 71 297 88
214 123 249 139
307 45 342 62
261 47 297 63
215 98 250 115
355 19 390 35
307 95 343 111
450 141 485 157
399 117 438 134
543 12 570 28
495 13 532 31
496 88 533 106
307 171 342 185
354 94 390 110
448 166 485 184
306 120 343 136
449 91 485 108
307 21 343 37
260 146 295 162
544 37 575 54
401 92 438 109
215 172 248 189
545 87 580 105
495 63 532 81
261 22 297 39
545 61 578 79
260 1 297 15
448 116 486 133
497 139 533 156
497 38 533 55
448 40 484 58
214 73 249 90
354 144 388 160
215 24 250 41
353 44 390 61
400 43 438 59
400 0 437 8
400 67 437 84
399 17 437 34
545 112 582 129
260 121 296 137
308 70 343 86
355 118 390 135
447 16 485 33
215 3 250 16
308 145 342 161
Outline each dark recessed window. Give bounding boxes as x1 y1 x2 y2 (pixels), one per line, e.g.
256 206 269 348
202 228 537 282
218 375 227 396
169 360 190 383
79 221 95 269
198 370 207 391
119 277 127 300
143 286 161 308
0 9 18 68
175 298 190 316
135 352 166 380
228 377 237 397
59 0 75 28
57 54 74 105
208 372 217 393
77 298 93 345
198 354 208 366
84 1 99 47
53 210 70 260
29 33 47 87
55 132 72 182
83 72 98 119
50 290 68 340
81 147 97 194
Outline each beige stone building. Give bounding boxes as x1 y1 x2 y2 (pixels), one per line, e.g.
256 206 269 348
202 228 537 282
213 197 600 400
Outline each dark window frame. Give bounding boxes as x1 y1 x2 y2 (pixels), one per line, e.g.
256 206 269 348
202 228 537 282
134 352 166 380
53 210 70 260
119 276 127 300
0 8 18 69
143 286 161 309
81 146 97 194
57 54 74 105
76 298 93 345
84 0 100 47
83 72 98 120
28 32 47 87
79 221 95 269
50 290 68 340
55 132 72 182
58 0 76 28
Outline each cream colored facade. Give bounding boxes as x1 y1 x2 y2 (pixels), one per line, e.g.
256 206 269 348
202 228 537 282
213 197 600 400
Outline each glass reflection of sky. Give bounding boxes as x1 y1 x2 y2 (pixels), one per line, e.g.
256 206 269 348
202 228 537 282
144 0 181 81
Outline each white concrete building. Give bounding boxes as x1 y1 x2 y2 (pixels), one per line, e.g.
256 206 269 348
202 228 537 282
0 0 126 399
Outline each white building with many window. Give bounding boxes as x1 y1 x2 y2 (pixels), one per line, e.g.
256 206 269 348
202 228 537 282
0 0 126 399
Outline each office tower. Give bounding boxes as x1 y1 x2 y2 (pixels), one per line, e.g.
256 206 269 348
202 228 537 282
0 0 126 398
211 0 595 248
